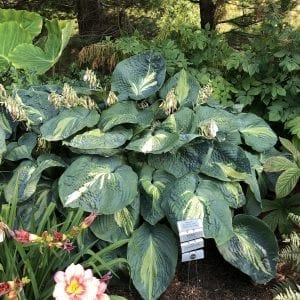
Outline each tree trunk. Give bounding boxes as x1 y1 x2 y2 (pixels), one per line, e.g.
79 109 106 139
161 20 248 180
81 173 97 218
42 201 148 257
77 0 102 35
199 0 217 29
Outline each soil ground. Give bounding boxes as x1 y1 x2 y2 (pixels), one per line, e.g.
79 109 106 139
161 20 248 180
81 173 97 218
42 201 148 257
109 240 275 300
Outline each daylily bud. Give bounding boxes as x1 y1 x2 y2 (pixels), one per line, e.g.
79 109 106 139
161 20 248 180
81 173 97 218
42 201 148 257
80 212 97 229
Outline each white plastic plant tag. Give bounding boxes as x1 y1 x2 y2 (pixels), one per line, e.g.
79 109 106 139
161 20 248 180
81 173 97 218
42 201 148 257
181 238 204 253
177 219 203 232
177 219 204 242
182 249 204 262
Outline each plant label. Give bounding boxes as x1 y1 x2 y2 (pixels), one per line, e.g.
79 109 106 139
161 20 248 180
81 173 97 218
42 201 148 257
182 249 204 262
181 238 204 253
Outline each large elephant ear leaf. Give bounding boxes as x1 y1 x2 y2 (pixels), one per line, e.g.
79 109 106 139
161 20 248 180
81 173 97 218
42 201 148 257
90 196 140 243
139 165 175 225
217 214 278 284
238 113 277 152
127 223 178 300
40 107 100 141
59 156 138 214
0 9 43 38
111 52 166 101
162 174 234 245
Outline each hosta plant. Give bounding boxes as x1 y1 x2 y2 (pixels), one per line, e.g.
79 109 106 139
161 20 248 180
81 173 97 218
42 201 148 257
0 52 280 299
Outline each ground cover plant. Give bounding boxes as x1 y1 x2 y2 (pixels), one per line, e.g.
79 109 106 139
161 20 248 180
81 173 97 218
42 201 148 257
0 50 282 299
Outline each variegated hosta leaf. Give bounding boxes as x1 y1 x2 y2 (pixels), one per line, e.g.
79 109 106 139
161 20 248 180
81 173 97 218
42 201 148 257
126 129 179 154
5 132 37 161
159 69 200 107
68 147 121 157
63 127 132 150
162 174 234 245
16 87 58 125
275 168 300 199
217 215 278 284
58 156 138 214
127 223 178 300
238 113 277 152
0 128 6 164
139 165 175 225
161 107 196 134
111 52 166 101
149 139 251 181
90 196 140 242
4 155 65 203
195 106 241 145
98 101 153 132
40 107 100 141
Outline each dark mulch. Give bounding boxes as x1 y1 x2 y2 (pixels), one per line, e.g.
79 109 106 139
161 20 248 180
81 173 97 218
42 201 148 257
109 240 275 300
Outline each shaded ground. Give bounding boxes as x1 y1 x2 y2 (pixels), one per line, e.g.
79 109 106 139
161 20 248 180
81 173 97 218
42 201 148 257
109 240 274 300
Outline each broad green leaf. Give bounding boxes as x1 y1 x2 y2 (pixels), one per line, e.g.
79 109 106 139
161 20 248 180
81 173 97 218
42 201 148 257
264 156 297 172
162 174 234 245
111 52 166 101
110 296 128 300
68 146 121 157
149 139 251 181
238 113 277 152
99 101 153 132
59 156 138 214
161 107 196 134
262 195 300 234
275 168 300 198
127 223 178 300
10 20 74 74
279 137 300 161
126 129 179 154
0 109 12 138
0 128 6 164
160 70 200 107
195 106 241 145
4 155 66 203
217 215 278 284
139 165 175 225
40 107 100 141
4 160 39 203
5 132 37 161
90 196 140 243
63 127 132 150
0 9 42 38
16 87 58 125
0 21 32 70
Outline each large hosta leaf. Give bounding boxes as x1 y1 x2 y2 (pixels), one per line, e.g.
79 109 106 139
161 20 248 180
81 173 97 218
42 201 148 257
217 215 278 284
0 109 12 138
111 52 166 101
0 9 42 38
40 107 99 141
195 106 241 145
98 101 153 132
160 69 201 107
5 132 37 161
139 165 175 225
63 127 132 150
16 87 58 125
127 223 178 300
4 155 65 203
0 128 6 164
162 174 234 245
10 19 74 74
149 139 251 181
59 156 138 214
90 196 140 242
126 129 179 154
238 113 277 152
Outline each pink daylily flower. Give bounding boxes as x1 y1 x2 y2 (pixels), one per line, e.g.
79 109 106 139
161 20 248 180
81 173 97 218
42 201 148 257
53 264 101 300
